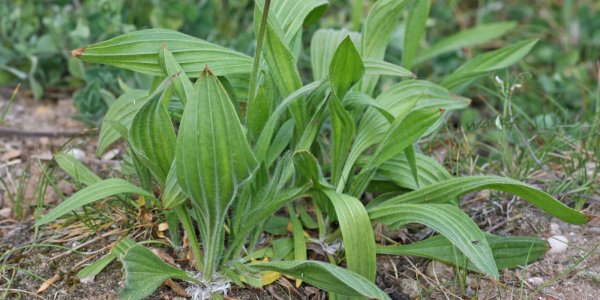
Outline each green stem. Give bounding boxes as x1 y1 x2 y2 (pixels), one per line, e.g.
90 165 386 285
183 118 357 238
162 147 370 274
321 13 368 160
175 206 203 271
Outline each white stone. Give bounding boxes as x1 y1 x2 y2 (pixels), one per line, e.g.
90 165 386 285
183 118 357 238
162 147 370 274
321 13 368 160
527 276 544 286
65 148 85 160
547 235 568 254
79 274 95 284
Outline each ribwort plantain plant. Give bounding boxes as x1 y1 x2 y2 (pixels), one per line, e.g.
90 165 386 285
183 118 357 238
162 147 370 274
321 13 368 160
37 0 590 299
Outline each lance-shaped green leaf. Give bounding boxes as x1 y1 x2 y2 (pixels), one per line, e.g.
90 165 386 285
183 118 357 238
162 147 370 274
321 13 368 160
97 89 148 156
54 153 101 186
403 0 431 69
76 253 116 279
36 178 153 226
343 91 394 121
367 176 590 225
129 81 177 186
255 2 307 133
71 29 253 77
159 46 194 105
310 29 361 81
253 261 390 300
369 203 499 279
176 69 258 278
329 36 363 186
442 39 538 90
414 22 517 65
377 233 548 272
359 0 408 93
320 189 377 282
254 80 326 163
350 108 442 196
120 245 197 300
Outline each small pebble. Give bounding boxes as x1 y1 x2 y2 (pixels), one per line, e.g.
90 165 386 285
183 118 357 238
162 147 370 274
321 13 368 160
65 148 85 160
549 222 561 235
527 276 544 286
79 274 95 284
426 261 454 280
399 278 419 299
547 235 568 254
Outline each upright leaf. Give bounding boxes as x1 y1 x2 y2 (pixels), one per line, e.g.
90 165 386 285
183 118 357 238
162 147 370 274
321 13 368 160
176 69 258 277
402 0 431 69
129 81 177 186
97 89 148 156
329 36 363 186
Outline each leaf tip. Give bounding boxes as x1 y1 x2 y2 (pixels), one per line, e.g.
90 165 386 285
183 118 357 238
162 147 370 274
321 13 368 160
70 47 85 58
201 65 214 77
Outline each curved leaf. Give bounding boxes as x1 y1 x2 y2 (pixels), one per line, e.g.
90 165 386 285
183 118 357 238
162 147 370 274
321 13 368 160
403 0 431 69
378 233 548 272
54 153 101 186
253 261 390 300
36 178 153 226
369 203 499 279
97 89 148 156
442 39 538 90
414 22 518 65
368 176 590 224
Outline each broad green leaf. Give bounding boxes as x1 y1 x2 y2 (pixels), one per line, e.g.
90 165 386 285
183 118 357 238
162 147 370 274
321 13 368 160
36 178 153 226
162 162 187 209
377 233 548 271
368 176 590 225
414 22 518 65
159 46 194 105
76 253 116 279
402 0 431 69
343 91 394 122
442 39 538 90
120 245 197 300
329 36 365 100
359 0 409 93
97 89 148 156
176 70 258 277
369 203 499 279
293 151 329 188
329 36 363 186
72 29 253 76
129 81 176 185
54 153 101 186
320 189 377 282
310 29 360 81
253 261 390 300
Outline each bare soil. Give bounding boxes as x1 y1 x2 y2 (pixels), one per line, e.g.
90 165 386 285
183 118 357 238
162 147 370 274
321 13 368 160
1 92 598 299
